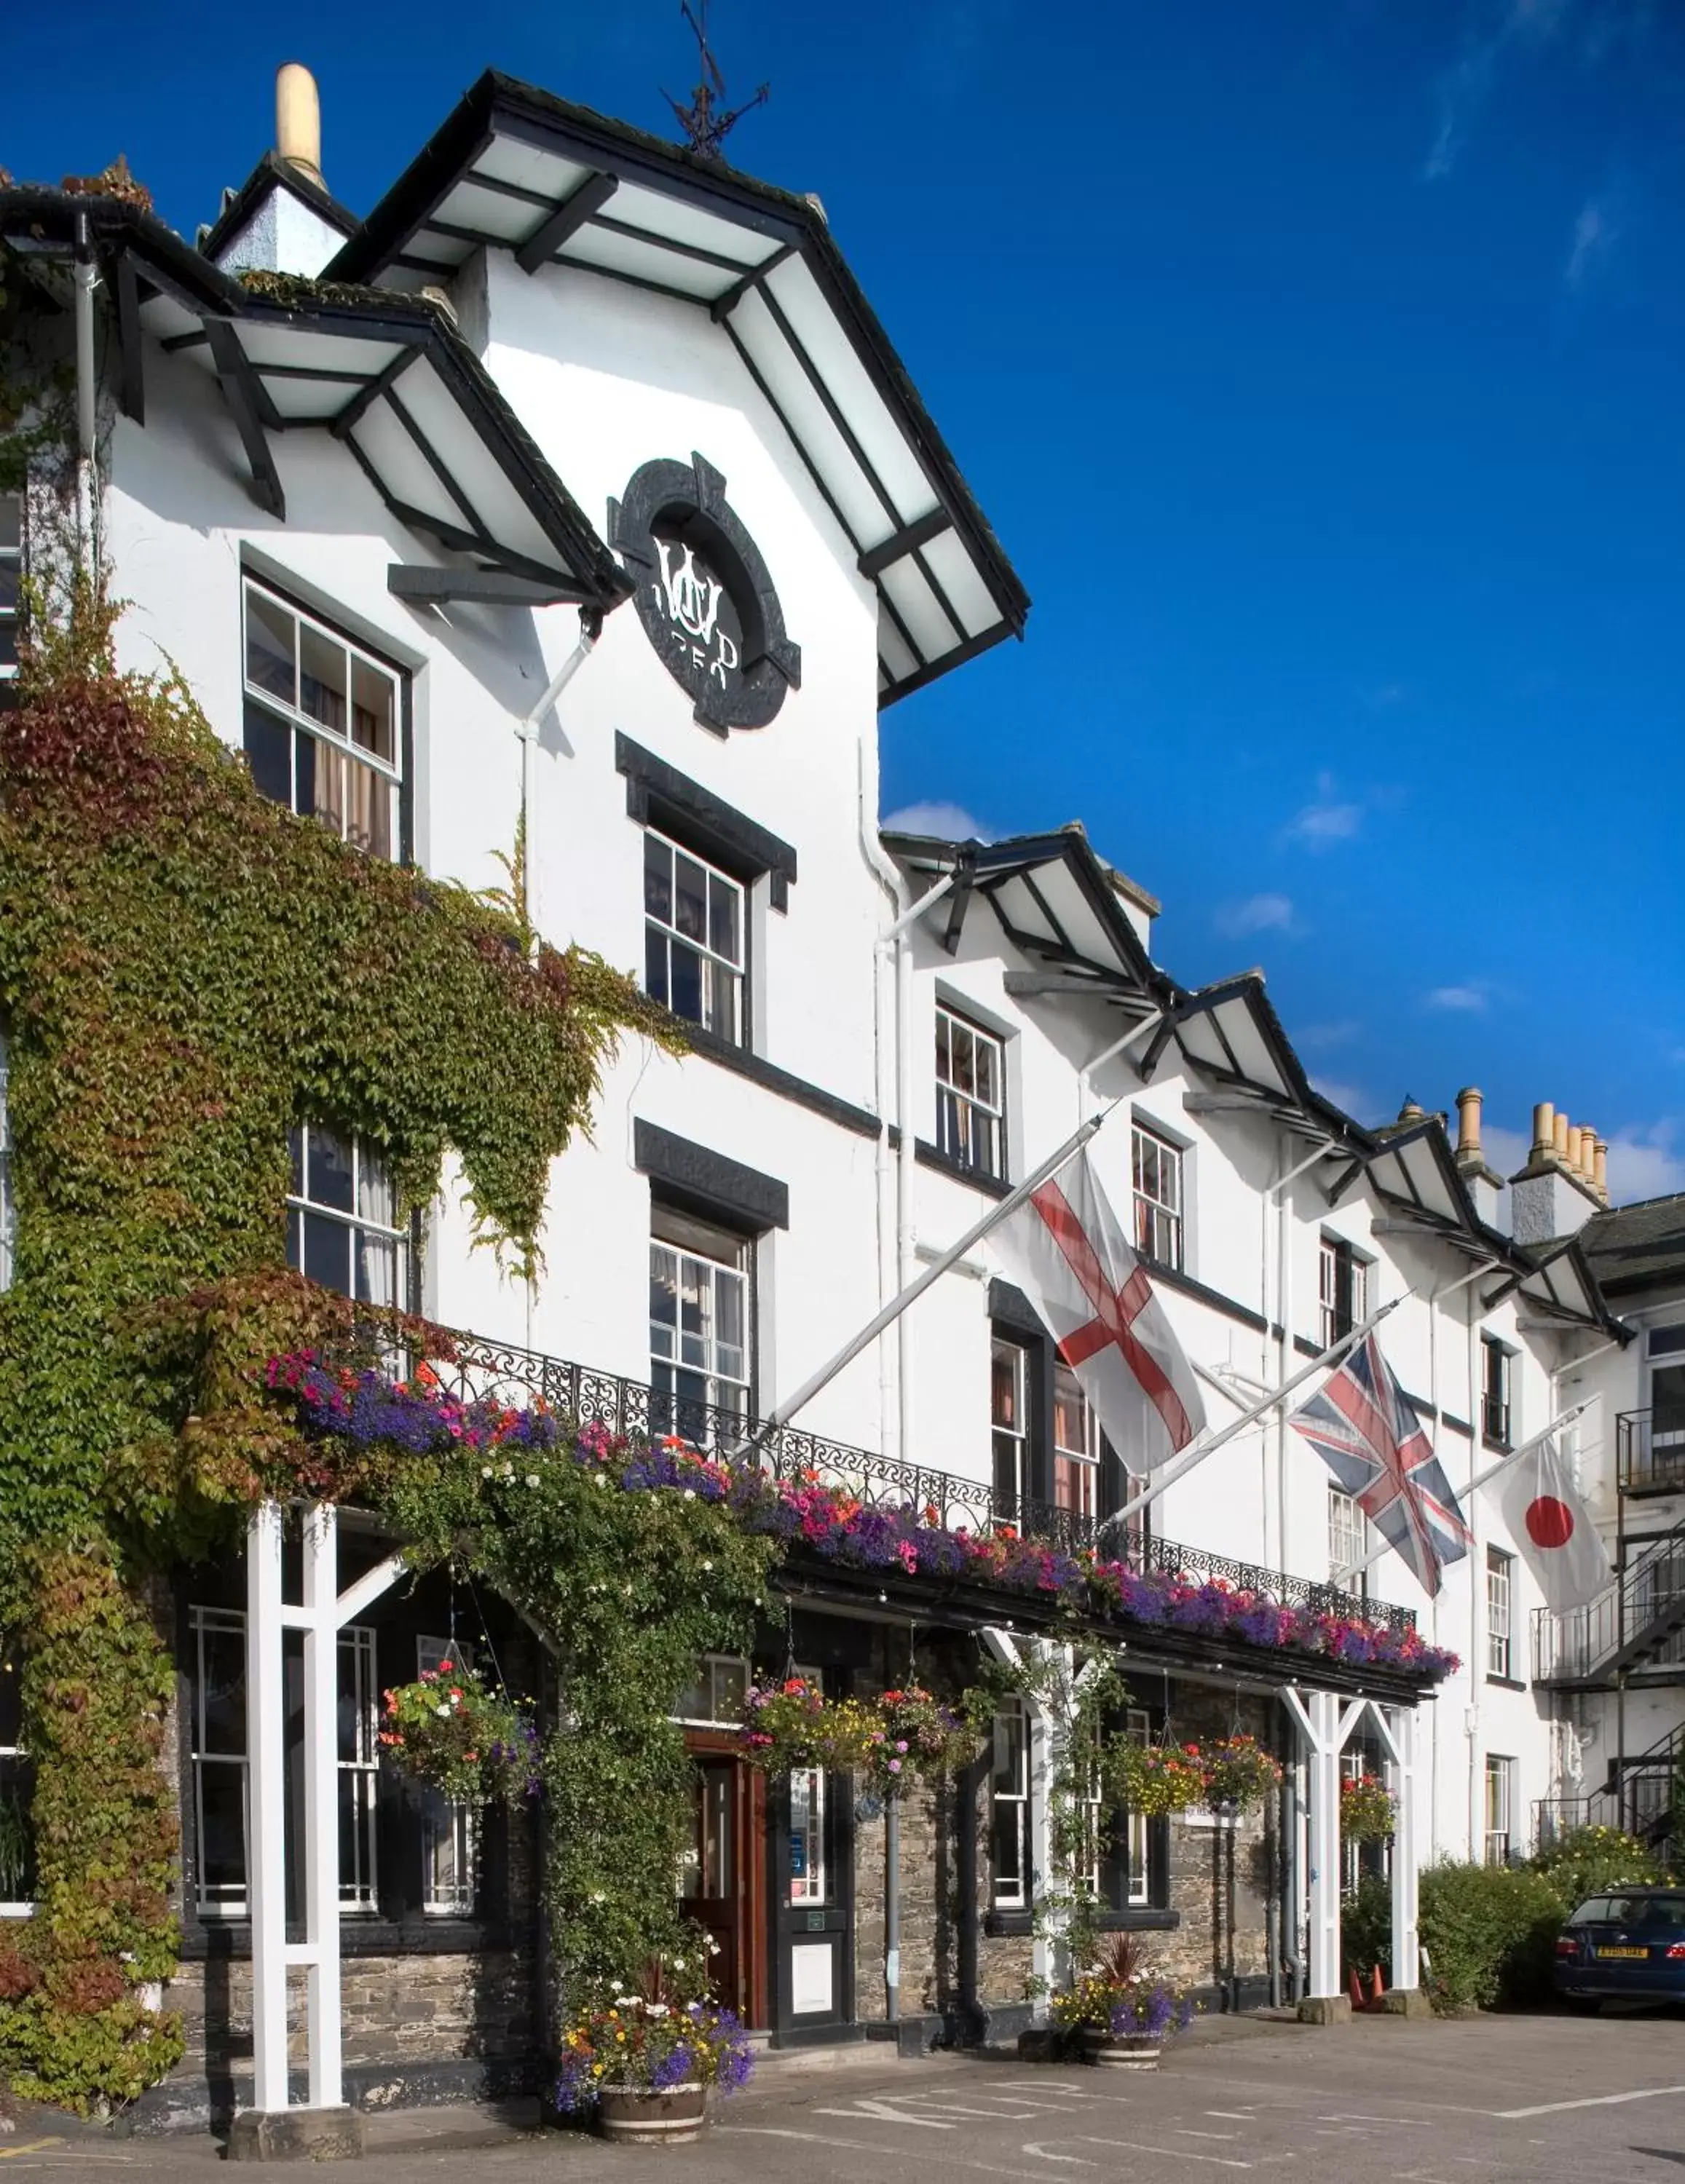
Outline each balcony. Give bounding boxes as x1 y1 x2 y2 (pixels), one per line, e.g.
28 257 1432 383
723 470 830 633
1619 1409 1685 1498
1533 1511 1685 1688
427 1327 1415 1640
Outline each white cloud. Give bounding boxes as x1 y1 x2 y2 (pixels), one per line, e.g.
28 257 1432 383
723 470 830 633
1565 196 1620 289
1215 892 1298 938
1424 0 1574 182
1282 772 1363 850
1481 1122 1531 1181
1603 1127 1685 1205
1311 1075 1376 1123
1299 1018 1362 1050
880 800 993 842
1425 982 1491 1013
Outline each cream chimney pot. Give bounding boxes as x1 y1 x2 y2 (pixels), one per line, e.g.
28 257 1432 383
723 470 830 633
1532 1102 1555 1160
1594 1140 1609 1200
1552 1111 1571 1163
1456 1085 1484 1158
1577 1125 1595 1178
276 63 324 186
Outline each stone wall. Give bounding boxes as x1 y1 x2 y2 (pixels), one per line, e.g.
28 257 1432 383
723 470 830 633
1154 1687 1276 2001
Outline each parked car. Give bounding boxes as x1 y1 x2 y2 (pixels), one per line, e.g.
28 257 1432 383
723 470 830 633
1555 1888 1685 2009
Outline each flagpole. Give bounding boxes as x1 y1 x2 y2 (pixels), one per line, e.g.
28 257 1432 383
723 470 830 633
743 1008 1169 1447
1096 1295 1405 1538
1327 1402 1590 1588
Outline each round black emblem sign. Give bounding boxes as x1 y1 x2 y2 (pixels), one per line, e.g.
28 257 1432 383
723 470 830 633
609 453 801 734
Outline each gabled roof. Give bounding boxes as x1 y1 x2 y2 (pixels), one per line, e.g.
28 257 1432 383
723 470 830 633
883 826 1164 1005
0 189 627 609
1169 973 1335 1131
325 71 1030 706
198 151 360 265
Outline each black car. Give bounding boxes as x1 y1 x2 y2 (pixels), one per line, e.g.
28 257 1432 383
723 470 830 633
1555 1888 1685 2009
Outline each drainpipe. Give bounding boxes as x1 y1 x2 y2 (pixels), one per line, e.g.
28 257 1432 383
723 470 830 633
73 213 98 569
885 1791 901 2028
1467 1285 1480 1862
1274 1134 1293 1575
858 747 907 1465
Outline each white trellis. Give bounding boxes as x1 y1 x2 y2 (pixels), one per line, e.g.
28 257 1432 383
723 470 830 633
1282 1686 1418 2004
245 1499 407 2131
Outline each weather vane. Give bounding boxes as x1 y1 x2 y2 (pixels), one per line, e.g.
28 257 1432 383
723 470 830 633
664 1 768 162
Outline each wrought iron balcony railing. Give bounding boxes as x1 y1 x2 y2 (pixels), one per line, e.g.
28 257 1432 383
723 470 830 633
1619 1409 1685 1497
425 1328 1416 1638
1533 1508 1685 1685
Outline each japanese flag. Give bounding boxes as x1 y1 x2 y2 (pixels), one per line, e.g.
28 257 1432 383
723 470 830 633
1492 1433 1612 1615
990 1150 1205 1476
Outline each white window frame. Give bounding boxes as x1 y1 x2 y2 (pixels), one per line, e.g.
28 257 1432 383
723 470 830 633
642 828 746 1044
1486 1547 1515 1682
789 1762 828 1907
1484 1754 1514 1865
991 1337 1030 1515
1052 1358 1100 1522
0 492 20 683
417 1636 477 1918
0 1644 32 1917
338 1626 380 1913
935 1003 1006 1180
242 578 401 859
1318 1234 1370 1350
991 1698 1033 1910
649 1210 750 1423
1131 1120 1184 1270
1124 1705 1151 1905
674 1653 749 1728
189 1605 252 1918
1328 1485 1368 1590
0 1028 14 1294
286 1123 409 1310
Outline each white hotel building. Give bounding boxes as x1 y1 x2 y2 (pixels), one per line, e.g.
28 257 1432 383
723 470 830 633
1 62 1678 2130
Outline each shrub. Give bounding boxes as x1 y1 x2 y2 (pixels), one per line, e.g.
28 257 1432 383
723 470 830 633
1531 1825 1667 1907
1341 1871 1392 1982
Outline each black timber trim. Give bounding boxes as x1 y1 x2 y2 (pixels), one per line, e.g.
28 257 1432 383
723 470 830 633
988 1278 1043 1340
328 343 422 435
858 507 950 579
633 1119 789 1233
113 250 144 423
202 319 285 518
915 1139 1012 1201
516 170 619 274
682 1023 881 1139
615 732 797 910
387 564 589 609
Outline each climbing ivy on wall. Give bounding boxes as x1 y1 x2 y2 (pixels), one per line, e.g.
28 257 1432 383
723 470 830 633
0 406 679 2100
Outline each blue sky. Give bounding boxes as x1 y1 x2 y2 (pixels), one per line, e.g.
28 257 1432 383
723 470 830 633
6 1 1683 1200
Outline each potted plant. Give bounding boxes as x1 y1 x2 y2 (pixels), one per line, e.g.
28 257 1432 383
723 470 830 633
1050 1934 1195 2070
553 1955 755 2143
1199 1733 1284 1816
1341 1772 1396 1843
378 1658 537 1805
861 1685 976 1796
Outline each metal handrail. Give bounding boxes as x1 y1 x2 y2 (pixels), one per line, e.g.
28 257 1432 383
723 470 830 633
418 1327 1416 1637
1532 1510 1685 1683
1619 1409 1685 1497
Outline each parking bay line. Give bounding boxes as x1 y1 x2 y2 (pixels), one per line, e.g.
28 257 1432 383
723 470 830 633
724 2125 1105 2183
1494 2084 1685 2120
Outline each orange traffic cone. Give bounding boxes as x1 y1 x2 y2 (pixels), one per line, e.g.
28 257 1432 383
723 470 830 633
1370 1966 1386 2005
1348 1969 1365 2010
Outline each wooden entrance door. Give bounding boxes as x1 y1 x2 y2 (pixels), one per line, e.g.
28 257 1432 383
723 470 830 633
680 1736 767 2025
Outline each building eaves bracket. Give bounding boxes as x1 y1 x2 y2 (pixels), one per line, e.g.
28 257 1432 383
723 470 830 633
203 318 285 520
387 563 592 608
516 170 620 275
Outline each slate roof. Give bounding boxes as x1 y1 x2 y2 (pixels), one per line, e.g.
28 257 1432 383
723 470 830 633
1582 1192 1685 1300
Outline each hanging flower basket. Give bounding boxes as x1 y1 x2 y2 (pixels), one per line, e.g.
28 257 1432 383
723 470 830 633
1114 1736 1207 1817
379 1660 537 1805
1199 1733 1285 1816
1341 1772 1396 1843
553 1955 755 2137
859 1686 976 1797
740 1678 864 1773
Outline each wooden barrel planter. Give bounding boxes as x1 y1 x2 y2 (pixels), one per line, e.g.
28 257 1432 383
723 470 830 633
1081 2029 1161 2071
596 2084 708 2143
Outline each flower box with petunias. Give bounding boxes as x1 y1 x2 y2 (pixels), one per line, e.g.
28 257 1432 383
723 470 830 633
553 1955 754 2134
1049 1934 1196 2069
378 1659 537 1805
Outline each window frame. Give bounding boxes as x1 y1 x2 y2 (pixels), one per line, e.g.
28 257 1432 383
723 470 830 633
0 491 20 683
1318 1234 1370 1349
241 576 406 861
990 1698 1033 1911
649 1201 753 1425
1052 1357 1100 1522
991 1335 1030 1517
642 826 749 1047
1482 1336 1514 1452
1483 1753 1514 1865
935 1002 1008 1182
0 1644 33 1918
286 1122 411 1312
674 1653 749 1728
1486 1546 1515 1682
189 1604 253 1920
1327 1484 1370 1597
1130 1120 1185 1271
417 1635 477 1918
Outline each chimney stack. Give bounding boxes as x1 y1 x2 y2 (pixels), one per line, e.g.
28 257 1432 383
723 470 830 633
276 62 325 189
1510 1094 1609 1239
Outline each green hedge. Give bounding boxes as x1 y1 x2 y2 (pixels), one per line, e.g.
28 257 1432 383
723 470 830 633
1341 1828 1670 2014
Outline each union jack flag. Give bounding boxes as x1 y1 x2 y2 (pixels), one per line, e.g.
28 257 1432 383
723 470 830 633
1290 1330 1470 1598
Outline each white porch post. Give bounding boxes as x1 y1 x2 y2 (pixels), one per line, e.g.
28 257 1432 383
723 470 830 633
1284 1685 1346 2015
247 1500 289 2113
301 1504 344 2112
1378 1704 1421 1994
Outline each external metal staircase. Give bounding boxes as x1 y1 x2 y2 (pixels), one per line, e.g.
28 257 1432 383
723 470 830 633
1533 1512 1685 1690
1536 1717 1684 1861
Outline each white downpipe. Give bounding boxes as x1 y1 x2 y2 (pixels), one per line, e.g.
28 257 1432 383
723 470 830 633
858 747 909 1464
1467 1284 1481 1861
73 214 98 568
1275 1135 1293 1575
517 612 599 938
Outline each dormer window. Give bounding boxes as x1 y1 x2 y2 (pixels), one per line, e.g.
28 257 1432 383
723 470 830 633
243 581 402 859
